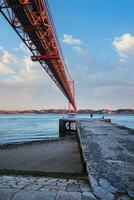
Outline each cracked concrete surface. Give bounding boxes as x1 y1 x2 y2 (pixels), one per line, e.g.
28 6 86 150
77 119 134 200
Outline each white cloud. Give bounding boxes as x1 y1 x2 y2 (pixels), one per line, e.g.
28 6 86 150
0 44 66 109
62 34 91 63
0 44 52 86
0 49 32 83
0 46 18 64
73 46 90 63
62 34 82 46
93 85 117 96
0 63 15 75
112 33 134 62
0 47 17 74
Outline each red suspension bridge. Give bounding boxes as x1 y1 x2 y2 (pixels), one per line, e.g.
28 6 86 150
0 0 77 112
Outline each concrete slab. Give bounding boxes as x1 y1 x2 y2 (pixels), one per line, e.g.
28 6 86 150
0 136 82 174
77 119 134 200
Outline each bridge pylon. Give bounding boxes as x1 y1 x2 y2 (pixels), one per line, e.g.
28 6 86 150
68 80 77 113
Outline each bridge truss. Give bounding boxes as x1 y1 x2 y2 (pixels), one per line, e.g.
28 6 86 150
0 0 77 111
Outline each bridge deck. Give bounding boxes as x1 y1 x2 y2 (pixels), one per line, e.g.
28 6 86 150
77 119 134 200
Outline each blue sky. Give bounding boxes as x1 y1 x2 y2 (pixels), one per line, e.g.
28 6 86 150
0 0 134 110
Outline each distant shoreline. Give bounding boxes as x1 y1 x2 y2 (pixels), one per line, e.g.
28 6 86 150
0 109 134 114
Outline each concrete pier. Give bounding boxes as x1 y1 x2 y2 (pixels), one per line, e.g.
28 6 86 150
76 119 134 200
59 118 134 199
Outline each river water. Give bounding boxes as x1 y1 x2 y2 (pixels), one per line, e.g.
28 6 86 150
0 114 133 145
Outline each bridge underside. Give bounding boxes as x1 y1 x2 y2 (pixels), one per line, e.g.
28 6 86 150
0 0 76 111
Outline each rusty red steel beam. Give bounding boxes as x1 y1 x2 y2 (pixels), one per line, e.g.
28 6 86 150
0 0 77 111
31 55 59 61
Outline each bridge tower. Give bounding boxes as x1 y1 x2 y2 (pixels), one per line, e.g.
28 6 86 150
68 80 76 113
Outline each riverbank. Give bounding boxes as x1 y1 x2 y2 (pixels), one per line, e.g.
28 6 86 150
0 108 134 114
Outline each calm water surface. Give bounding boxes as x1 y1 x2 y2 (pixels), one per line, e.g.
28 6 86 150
0 114 133 144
